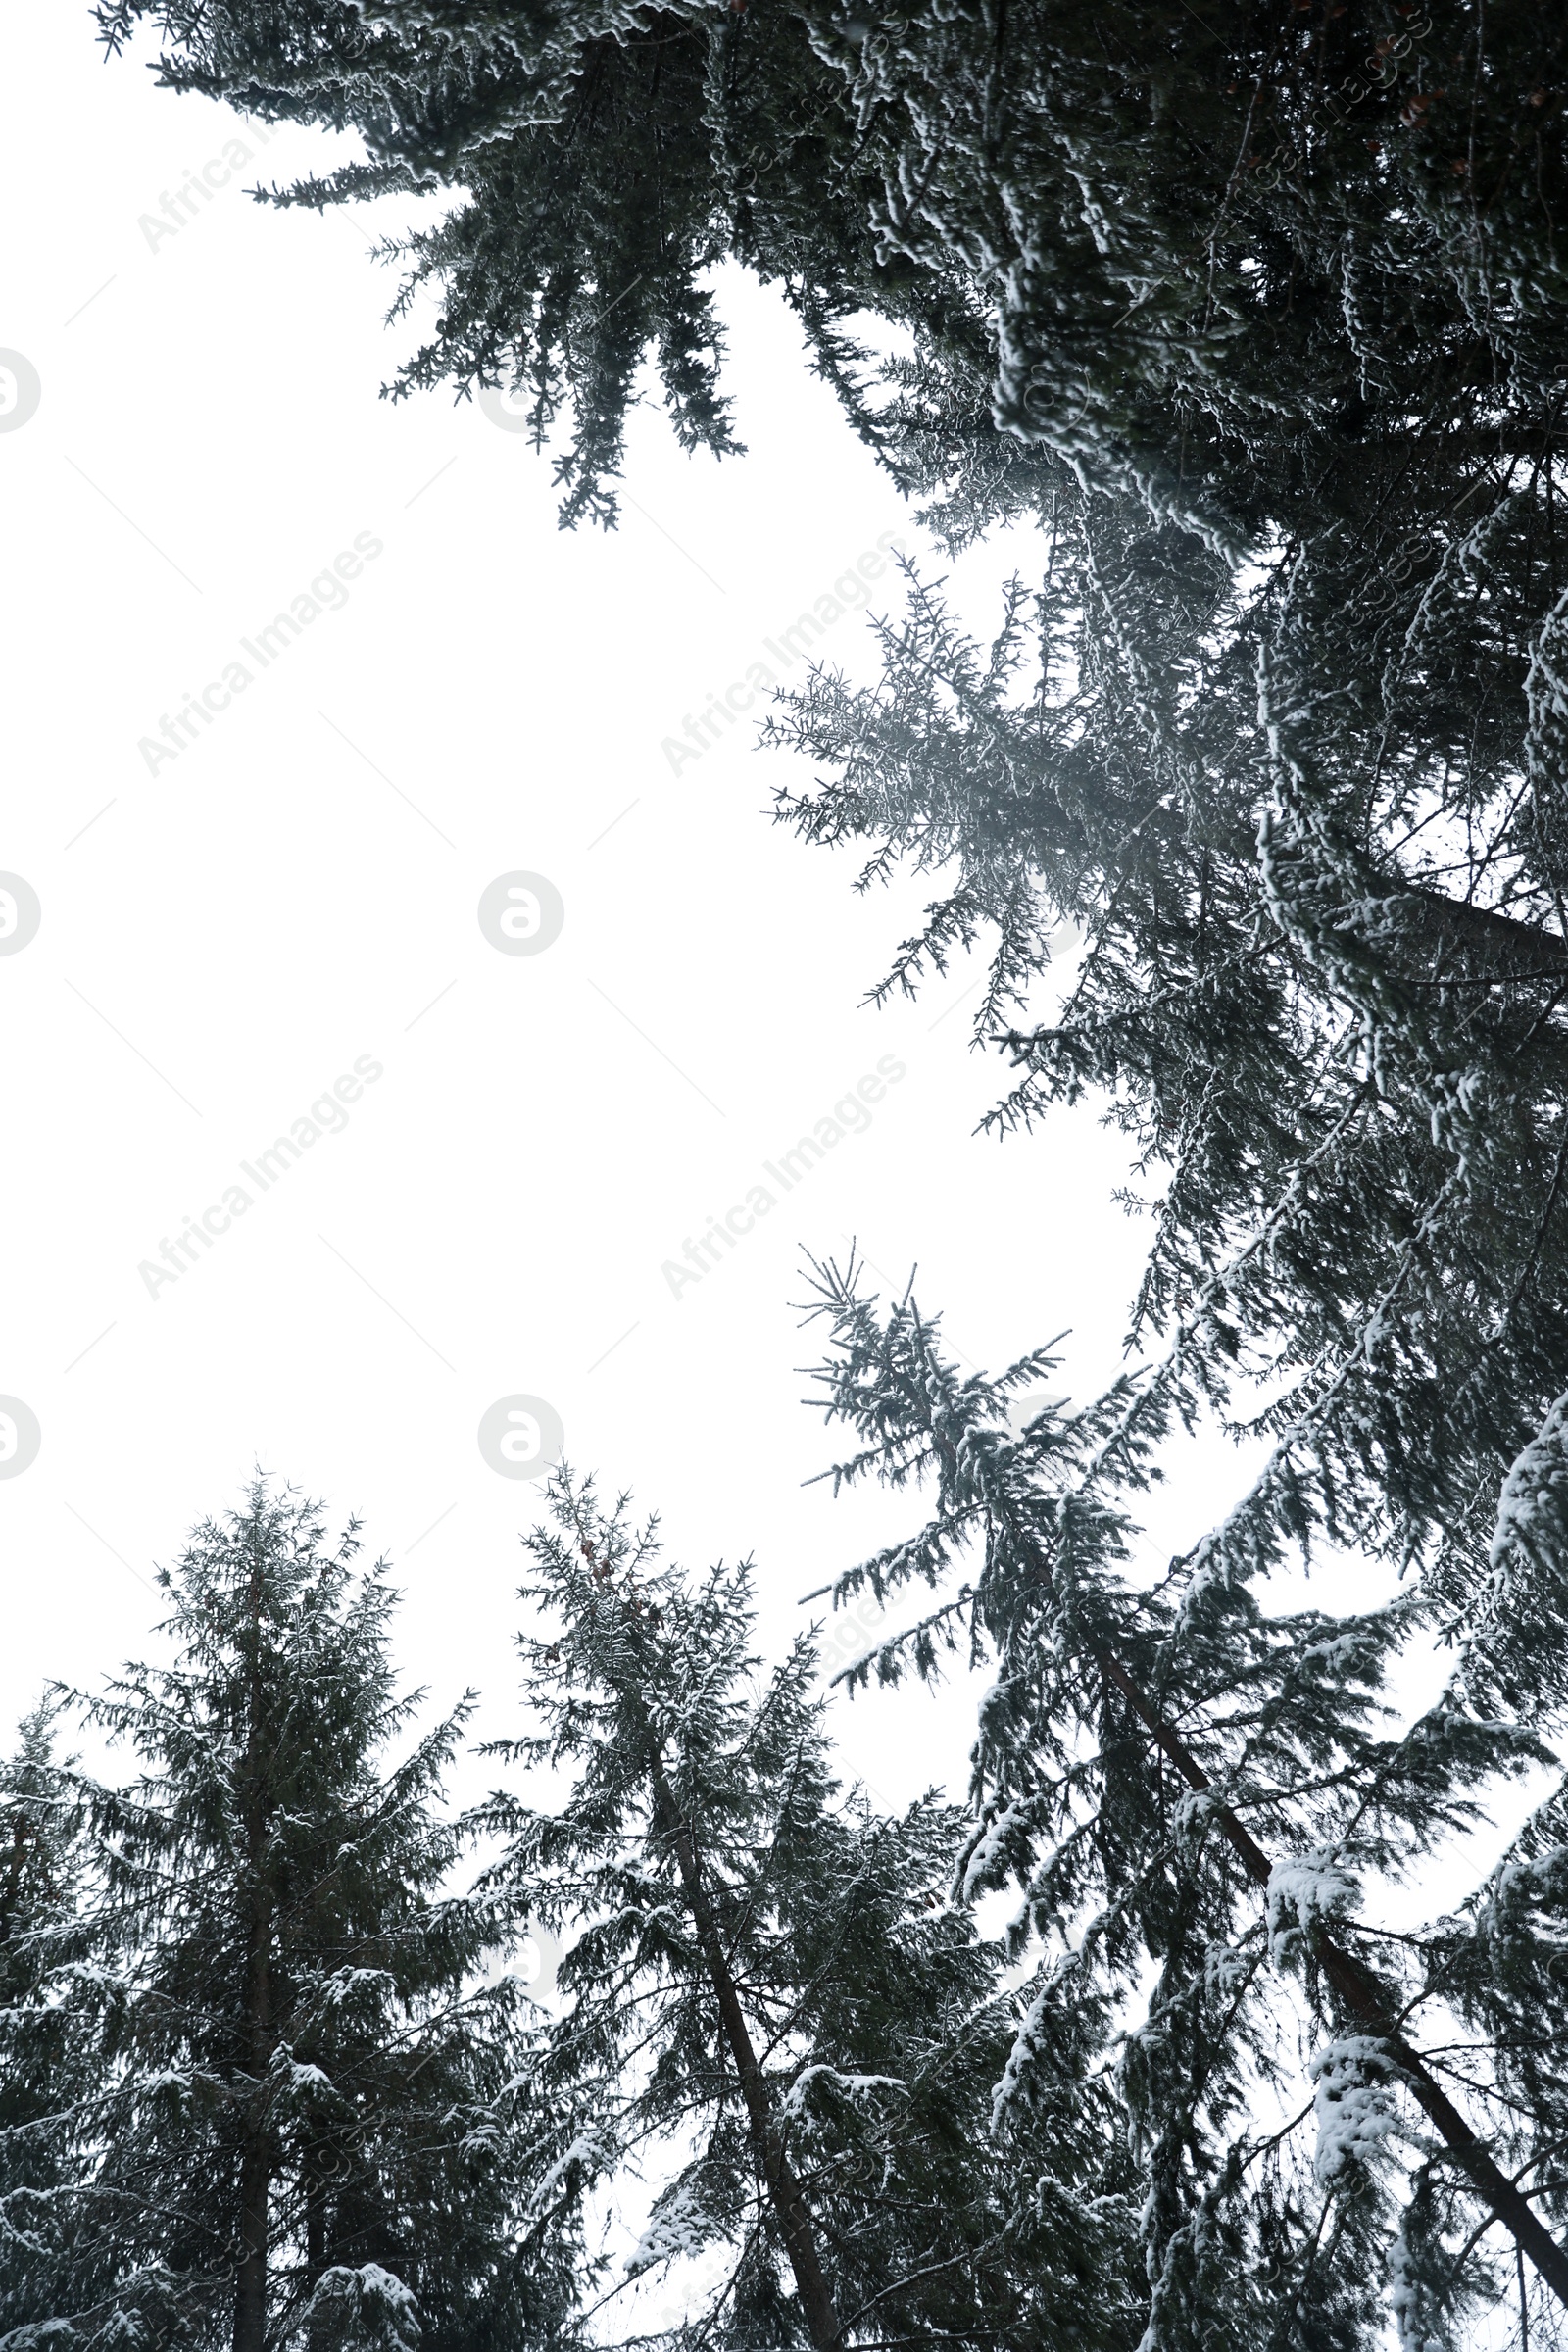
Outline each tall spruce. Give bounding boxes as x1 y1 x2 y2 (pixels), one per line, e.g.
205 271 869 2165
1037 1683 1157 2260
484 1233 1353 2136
763 489 1568 1703
23 1482 570 2352
798 1254 1568 2349
477 1468 1144 2350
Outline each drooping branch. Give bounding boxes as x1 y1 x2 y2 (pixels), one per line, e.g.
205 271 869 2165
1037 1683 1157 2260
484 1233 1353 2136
1092 1645 1568 2311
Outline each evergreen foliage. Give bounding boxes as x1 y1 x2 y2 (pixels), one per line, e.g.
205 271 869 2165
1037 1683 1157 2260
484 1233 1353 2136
91 0 1568 546
477 1467 1144 2351
5 1483 570 2352
798 1251 1568 2348
764 487 1568 1654
1 1396 1564 2351
0 1709 112 2335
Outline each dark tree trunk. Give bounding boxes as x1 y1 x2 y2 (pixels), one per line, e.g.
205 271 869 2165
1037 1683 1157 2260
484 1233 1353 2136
1095 1646 1568 2311
1403 886 1568 976
304 2149 329 2352
646 1751 844 2351
235 2127 270 2352
235 1569 274 2352
234 1866 273 2352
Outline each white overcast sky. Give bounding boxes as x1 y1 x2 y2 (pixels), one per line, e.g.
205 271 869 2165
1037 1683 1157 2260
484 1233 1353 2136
2 5 1275 1814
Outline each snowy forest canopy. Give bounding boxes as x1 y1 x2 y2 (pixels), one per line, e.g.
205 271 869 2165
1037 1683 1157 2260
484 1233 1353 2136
11 1250 1568 2352
38 0 1568 2344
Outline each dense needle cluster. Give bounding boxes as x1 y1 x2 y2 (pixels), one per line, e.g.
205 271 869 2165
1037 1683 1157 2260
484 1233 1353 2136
798 1253 1568 2346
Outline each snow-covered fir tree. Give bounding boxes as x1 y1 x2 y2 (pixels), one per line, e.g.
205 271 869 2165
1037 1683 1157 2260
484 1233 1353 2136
0 1706 114 2334
798 1254 1568 2350
477 1467 1145 2351
13 1482 573 2352
763 484 1568 1738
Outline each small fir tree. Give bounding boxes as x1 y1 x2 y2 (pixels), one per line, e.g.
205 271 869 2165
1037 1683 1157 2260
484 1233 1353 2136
19 1481 573 2352
477 1467 1144 2352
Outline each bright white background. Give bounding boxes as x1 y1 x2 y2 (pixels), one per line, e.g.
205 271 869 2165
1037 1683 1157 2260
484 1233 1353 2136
0 6 1241 1817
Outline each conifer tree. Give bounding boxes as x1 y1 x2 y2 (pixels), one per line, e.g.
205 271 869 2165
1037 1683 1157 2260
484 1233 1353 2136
0 1707 113 2335
798 1254 1568 2349
18 1482 571 2352
478 1467 1143 2351
763 491 1568 1708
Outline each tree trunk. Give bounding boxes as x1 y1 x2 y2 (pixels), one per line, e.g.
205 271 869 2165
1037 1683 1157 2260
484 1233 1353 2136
234 1866 273 2352
235 1570 274 2352
1096 1646 1568 2311
645 1749 844 2350
303 2148 330 2352
1402 886 1568 976
235 2123 270 2352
